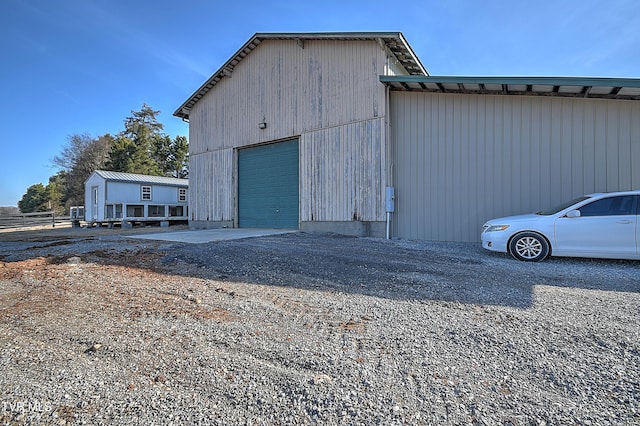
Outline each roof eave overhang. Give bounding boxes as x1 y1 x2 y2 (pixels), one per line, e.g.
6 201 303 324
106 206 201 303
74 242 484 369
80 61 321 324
173 32 427 120
380 75 640 100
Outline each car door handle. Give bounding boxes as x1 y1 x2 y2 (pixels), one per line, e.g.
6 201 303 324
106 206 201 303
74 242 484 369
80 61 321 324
616 220 633 224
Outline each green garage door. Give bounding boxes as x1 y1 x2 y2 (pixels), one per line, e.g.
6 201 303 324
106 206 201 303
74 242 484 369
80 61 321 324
238 139 299 229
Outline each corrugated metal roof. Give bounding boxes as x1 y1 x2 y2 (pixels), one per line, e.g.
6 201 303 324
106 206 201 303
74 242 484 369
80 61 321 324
93 170 188 186
380 75 640 100
173 32 428 120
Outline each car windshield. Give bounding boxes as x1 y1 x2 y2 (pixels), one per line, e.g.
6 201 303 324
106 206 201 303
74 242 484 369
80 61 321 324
536 196 591 215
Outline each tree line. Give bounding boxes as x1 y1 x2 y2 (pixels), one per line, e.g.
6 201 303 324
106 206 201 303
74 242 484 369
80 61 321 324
18 105 188 214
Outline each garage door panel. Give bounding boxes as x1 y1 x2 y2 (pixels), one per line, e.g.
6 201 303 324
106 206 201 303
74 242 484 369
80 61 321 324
238 140 299 229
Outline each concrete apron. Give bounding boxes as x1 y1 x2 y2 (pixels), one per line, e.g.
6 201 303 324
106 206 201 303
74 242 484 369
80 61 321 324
127 228 297 243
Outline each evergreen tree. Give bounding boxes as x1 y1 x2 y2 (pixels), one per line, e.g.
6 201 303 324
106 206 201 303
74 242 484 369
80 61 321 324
18 183 49 213
170 135 189 178
108 104 188 177
107 135 135 173
46 172 66 213
108 104 162 175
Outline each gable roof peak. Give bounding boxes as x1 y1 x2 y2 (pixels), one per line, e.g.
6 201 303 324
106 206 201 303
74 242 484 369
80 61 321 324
174 31 427 120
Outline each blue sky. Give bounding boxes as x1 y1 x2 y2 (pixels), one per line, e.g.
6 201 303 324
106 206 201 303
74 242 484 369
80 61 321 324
1 0 639 207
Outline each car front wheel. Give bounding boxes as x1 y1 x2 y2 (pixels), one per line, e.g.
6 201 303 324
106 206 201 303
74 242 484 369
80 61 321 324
509 232 550 262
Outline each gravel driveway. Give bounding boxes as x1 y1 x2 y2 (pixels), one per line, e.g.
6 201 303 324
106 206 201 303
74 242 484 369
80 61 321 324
0 227 638 424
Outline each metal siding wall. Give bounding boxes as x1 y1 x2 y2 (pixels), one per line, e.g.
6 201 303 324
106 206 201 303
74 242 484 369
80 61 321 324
300 118 385 222
391 92 640 242
106 182 139 203
189 150 234 222
190 39 386 153
153 186 179 203
188 39 388 224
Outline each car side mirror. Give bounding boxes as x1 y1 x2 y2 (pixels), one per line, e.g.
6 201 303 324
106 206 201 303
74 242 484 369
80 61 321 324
566 210 581 218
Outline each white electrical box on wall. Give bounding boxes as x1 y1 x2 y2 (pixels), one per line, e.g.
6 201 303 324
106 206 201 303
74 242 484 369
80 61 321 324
385 187 395 213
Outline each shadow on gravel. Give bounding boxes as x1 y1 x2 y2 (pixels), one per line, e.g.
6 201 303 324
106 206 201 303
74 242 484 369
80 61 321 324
157 233 640 309
1 231 638 309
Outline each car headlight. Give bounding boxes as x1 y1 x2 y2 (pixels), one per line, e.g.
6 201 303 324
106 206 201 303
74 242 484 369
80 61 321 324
484 224 510 232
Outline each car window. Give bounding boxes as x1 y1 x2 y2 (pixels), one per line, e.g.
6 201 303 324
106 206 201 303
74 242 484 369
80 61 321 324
537 196 590 215
577 195 636 217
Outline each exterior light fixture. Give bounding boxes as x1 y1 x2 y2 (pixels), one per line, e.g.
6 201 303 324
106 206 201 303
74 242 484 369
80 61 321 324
259 121 267 129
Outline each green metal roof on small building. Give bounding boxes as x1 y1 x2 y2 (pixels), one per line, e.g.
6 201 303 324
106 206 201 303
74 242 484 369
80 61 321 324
380 75 640 100
92 170 188 187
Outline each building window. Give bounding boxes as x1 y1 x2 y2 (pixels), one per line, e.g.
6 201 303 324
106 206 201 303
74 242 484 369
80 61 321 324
105 204 124 219
149 205 165 217
127 205 144 217
141 186 152 201
179 188 187 202
169 206 184 217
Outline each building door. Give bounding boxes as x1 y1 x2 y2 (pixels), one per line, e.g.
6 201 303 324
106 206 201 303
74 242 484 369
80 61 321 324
91 186 99 220
238 139 299 229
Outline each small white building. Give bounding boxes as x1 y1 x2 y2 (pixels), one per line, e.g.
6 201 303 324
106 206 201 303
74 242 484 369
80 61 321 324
84 170 188 226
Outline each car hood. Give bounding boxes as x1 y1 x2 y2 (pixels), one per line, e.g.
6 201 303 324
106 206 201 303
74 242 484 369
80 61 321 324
484 213 546 225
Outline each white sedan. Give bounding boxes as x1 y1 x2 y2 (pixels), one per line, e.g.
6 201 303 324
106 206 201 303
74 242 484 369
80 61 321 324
481 190 639 261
